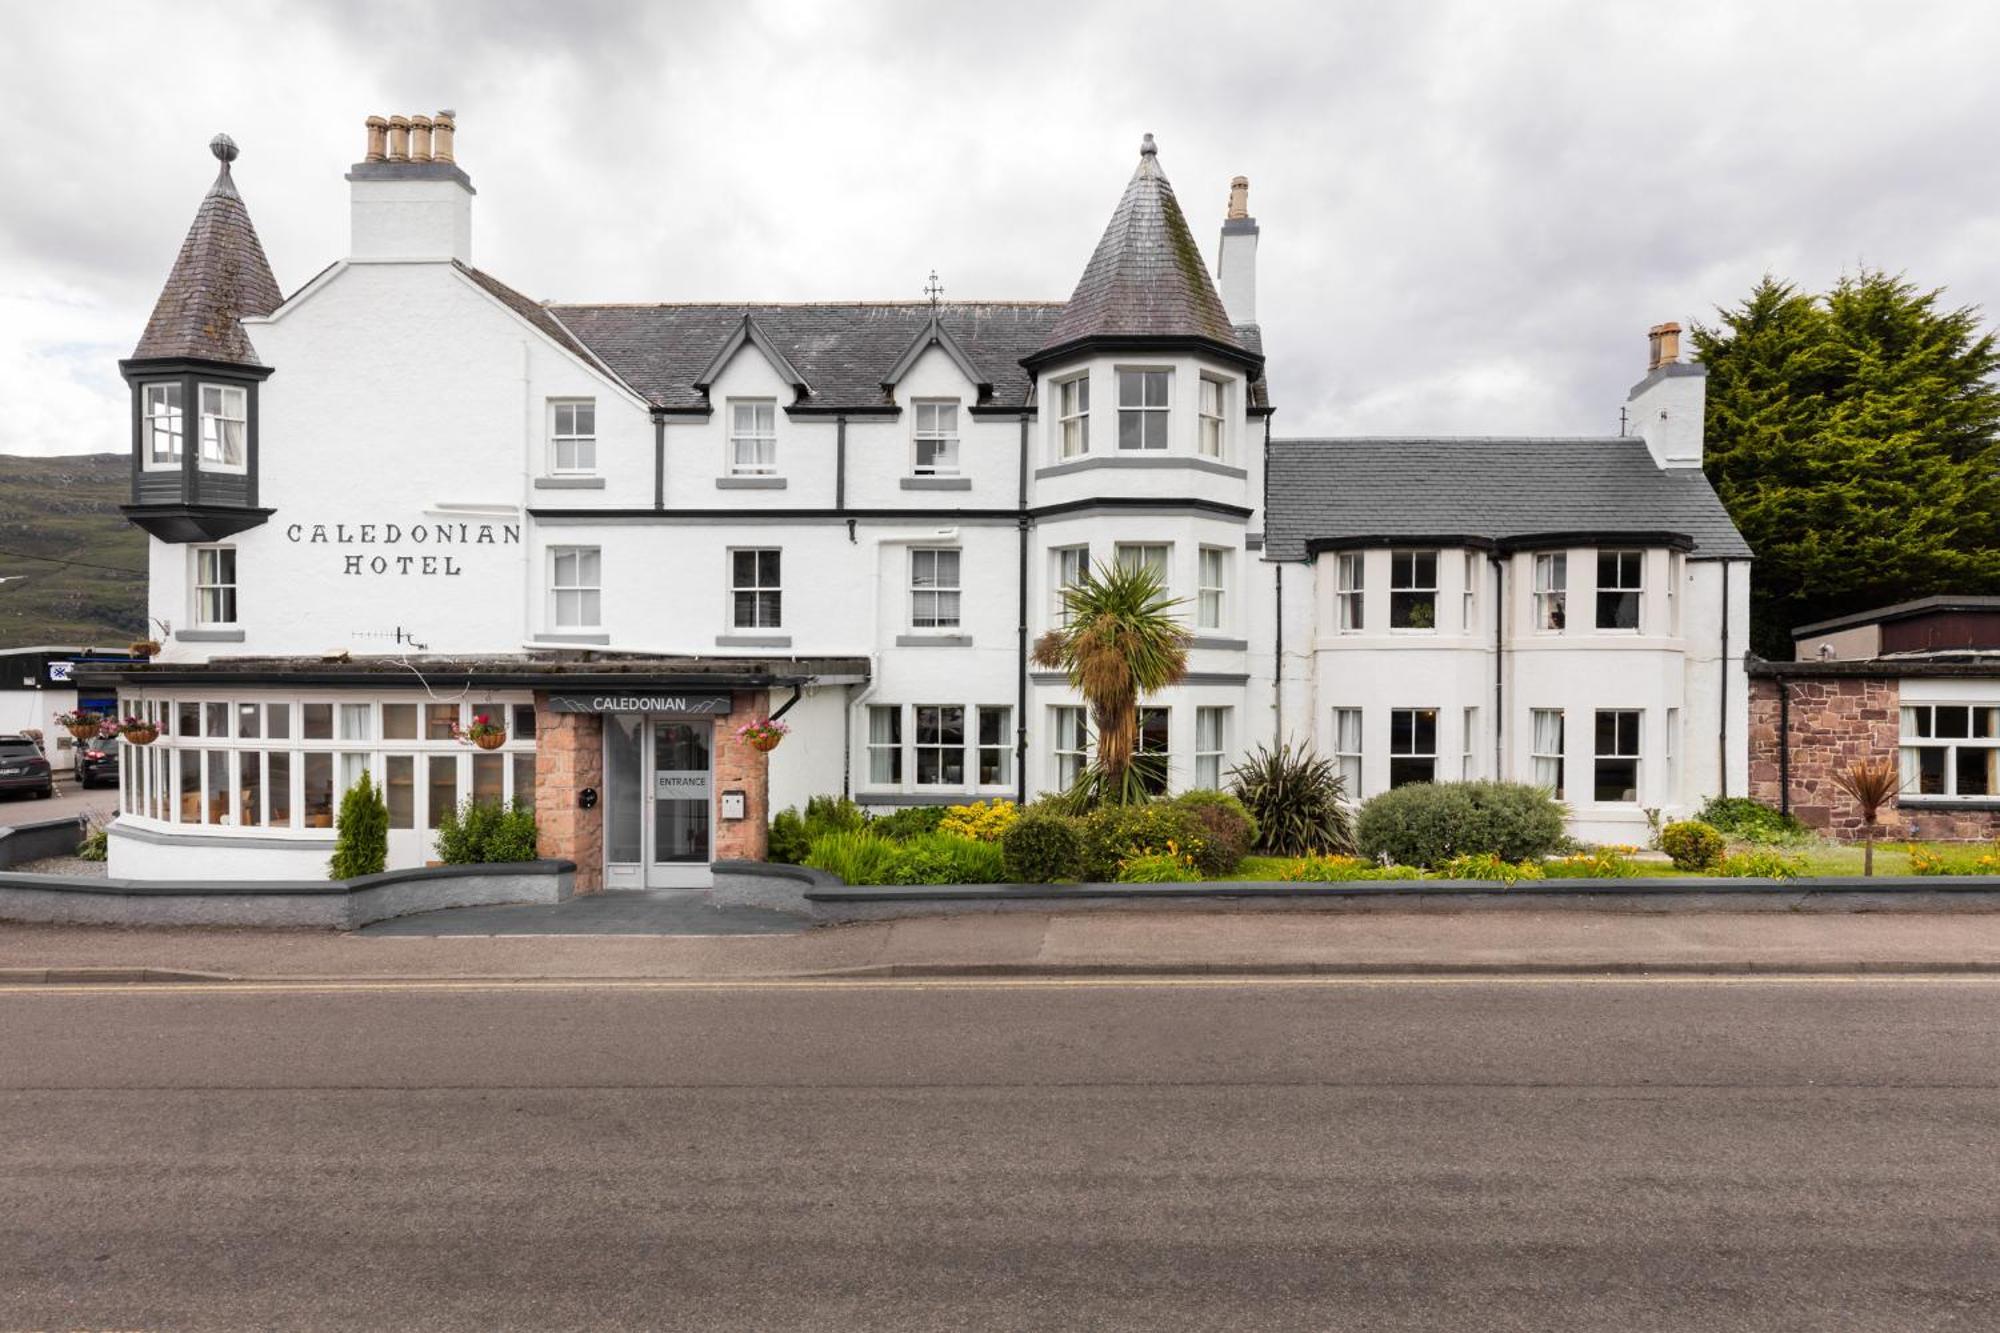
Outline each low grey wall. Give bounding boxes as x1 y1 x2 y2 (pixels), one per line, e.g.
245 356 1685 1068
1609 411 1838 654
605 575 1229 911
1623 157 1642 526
711 860 827 913
0 860 576 930
0 816 89 869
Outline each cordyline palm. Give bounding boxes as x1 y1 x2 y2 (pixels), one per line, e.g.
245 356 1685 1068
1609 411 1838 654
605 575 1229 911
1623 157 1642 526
1033 561 1192 805
1830 757 1901 877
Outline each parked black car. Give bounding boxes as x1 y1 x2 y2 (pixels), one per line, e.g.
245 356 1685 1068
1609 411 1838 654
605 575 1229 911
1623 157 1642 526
79 735 121 788
0 734 54 799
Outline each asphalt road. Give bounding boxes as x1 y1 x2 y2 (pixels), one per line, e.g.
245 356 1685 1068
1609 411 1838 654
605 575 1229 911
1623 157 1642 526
0 774 117 825
4 975 1998 1331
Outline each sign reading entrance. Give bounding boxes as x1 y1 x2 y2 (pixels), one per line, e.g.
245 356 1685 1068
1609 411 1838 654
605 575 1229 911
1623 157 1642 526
547 691 732 717
655 771 710 800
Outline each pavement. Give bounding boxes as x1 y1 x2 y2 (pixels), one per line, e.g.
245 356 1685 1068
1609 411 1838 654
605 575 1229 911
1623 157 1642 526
11 908 2000 982
4 972 1998 1329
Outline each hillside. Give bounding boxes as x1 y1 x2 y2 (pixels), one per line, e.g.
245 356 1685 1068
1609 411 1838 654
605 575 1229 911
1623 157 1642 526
0 453 146 648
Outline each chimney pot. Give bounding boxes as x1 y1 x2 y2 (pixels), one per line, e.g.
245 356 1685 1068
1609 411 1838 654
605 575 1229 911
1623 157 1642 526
386 115 411 163
409 114 433 162
1647 320 1682 371
1226 176 1250 221
364 115 388 163
432 110 456 163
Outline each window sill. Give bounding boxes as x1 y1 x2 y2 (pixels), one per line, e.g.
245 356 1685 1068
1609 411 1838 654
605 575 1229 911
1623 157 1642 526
1190 636 1249 651
534 632 611 645
1897 798 2000 812
901 477 971 490
534 476 606 490
715 633 792 649
855 791 1003 807
895 633 972 648
1035 454 1248 481
716 476 787 490
176 627 245 643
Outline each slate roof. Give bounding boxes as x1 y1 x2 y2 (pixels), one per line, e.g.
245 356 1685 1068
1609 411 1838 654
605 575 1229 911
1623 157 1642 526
1034 135 1245 358
1265 437 1753 560
454 262 608 374
548 301 1064 411
132 150 283 365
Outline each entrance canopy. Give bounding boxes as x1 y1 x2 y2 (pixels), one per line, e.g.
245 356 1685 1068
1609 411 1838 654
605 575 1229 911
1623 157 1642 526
77 652 872 696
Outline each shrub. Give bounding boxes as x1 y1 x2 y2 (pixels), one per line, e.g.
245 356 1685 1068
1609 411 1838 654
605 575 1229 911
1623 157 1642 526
1001 811 1086 883
1228 744 1354 856
1698 796 1811 846
1172 790 1258 875
939 799 1019 843
1437 851 1546 884
1115 846 1203 883
886 832 1007 885
1716 849 1807 880
1276 853 1423 883
803 831 904 885
769 795 871 863
1355 781 1567 869
1078 802 1207 881
1905 844 2000 876
436 799 540 865
329 771 389 879
1660 820 1727 872
1542 848 1639 879
870 804 948 841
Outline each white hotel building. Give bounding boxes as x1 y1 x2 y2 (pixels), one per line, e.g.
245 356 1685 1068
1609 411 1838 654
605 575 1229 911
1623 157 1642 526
89 114 1751 886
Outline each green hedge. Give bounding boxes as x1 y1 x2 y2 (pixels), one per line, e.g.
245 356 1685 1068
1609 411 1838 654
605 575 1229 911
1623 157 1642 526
1355 781 1565 869
435 799 539 865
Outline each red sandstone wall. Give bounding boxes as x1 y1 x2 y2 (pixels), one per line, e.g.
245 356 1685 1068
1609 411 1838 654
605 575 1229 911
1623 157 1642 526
713 690 771 862
1749 676 2000 841
535 705 605 893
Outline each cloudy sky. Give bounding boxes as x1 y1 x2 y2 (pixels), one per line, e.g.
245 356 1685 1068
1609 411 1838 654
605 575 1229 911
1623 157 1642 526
4 0 1997 455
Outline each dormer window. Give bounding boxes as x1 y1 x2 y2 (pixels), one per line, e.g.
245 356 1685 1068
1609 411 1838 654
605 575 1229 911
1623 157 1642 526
549 399 596 474
1117 369 1171 450
199 384 247 473
143 383 184 469
1198 375 1227 458
913 401 960 476
729 400 777 476
1056 374 1090 458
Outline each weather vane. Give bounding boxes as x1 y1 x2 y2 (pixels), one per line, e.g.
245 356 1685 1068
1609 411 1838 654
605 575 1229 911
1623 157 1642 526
924 270 944 311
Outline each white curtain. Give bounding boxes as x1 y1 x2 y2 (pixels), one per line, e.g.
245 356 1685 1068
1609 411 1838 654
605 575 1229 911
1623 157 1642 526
1533 709 1565 792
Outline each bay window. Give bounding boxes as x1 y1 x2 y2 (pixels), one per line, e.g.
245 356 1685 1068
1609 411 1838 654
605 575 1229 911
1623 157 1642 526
1389 708 1437 787
1596 551 1644 630
1534 553 1567 632
1195 706 1228 788
1532 708 1565 797
1198 375 1227 457
1197 546 1227 630
1593 709 1641 802
1057 374 1090 457
1052 706 1089 791
915 705 966 785
867 706 902 785
1336 554 1364 632
1052 545 1090 626
199 384 246 471
143 383 183 468
1332 708 1363 795
977 706 1013 786
1137 706 1170 795
1390 550 1438 630
1117 369 1170 450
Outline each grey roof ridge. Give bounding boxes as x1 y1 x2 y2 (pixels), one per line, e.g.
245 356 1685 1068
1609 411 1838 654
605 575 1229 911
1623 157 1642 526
546 297 1066 310
1272 434 1638 445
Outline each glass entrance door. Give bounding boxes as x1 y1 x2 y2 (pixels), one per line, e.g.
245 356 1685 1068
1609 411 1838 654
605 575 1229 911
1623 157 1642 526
651 721 711 869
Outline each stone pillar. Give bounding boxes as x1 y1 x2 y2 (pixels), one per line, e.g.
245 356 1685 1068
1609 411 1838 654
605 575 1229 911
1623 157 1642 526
713 690 772 862
534 698 603 893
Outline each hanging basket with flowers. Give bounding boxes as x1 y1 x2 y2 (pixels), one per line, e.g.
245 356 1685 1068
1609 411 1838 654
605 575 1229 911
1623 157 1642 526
118 715 160 746
129 639 162 658
737 716 791 753
56 709 103 742
453 712 509 750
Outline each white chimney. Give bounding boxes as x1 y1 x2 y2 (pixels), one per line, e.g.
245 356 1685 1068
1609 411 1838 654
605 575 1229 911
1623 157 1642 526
347 110 474 264
1625 319 1706 469
1216 175 1258 327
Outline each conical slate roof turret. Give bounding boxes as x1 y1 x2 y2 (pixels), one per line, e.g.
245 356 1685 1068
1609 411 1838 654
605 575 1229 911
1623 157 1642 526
1030 133 1248 364
132 134 283 365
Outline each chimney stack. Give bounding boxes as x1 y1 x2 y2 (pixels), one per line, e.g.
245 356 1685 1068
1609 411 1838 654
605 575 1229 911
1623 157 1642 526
1647 320 1681 371
1626 317 1706 470
1216 176 1259 327
348 111 474 264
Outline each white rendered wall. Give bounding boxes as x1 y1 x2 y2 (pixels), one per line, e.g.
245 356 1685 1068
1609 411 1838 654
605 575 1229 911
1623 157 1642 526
107 824 335 881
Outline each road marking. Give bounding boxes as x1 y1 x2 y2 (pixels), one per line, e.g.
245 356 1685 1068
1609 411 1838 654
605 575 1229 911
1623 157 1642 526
5 974 2000 997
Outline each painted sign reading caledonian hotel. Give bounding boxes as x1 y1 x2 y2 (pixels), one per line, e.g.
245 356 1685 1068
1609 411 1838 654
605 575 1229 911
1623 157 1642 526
85 113 1751 891
283 520 522 577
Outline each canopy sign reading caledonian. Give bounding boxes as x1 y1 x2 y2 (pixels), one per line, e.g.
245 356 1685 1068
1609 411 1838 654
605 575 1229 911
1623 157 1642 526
546 693 733 716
